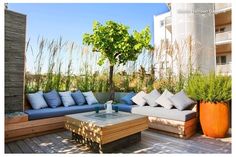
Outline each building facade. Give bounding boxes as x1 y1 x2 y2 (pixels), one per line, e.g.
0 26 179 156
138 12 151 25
153 3 231 75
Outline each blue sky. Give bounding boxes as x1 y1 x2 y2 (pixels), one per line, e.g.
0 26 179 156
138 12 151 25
8 3 169 73
9 3 169 45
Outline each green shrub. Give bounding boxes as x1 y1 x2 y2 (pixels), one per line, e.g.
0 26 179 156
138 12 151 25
185 73 231 102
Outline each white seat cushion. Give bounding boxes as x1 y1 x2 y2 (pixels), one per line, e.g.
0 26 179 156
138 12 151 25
132 106 196 122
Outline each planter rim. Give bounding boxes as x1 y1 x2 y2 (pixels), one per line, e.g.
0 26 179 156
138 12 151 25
200 100 230 104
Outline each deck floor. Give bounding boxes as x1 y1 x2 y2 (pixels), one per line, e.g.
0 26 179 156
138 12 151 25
5 129 231 154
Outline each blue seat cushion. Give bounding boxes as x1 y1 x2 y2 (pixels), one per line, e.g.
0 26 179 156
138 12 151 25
25 104 105 120
113 103 133 113
120 92 136 105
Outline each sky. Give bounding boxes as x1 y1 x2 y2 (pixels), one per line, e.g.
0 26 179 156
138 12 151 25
8 3 169 45
8 3 169 73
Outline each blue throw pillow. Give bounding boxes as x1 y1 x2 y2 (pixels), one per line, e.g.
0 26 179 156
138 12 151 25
59 91 75 107
27 91 48 110
120 92 136 105
43 90 62 108
71 90 86 105
83 91 99 105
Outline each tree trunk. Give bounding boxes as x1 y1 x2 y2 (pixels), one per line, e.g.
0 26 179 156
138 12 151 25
109 65 115 101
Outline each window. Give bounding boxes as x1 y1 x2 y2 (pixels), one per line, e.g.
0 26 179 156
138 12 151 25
215 26 227 33
220 27 225 32
216 55 227 65
221 56 226 64
160 20 164 27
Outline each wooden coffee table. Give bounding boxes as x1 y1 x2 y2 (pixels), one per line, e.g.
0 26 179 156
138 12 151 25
65 111 148 153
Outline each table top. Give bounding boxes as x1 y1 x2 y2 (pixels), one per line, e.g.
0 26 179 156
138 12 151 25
65 111 147 127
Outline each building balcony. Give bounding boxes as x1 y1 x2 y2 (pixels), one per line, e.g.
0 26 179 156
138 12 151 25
216 63 231 75
215 31 231 45
215 3 232 14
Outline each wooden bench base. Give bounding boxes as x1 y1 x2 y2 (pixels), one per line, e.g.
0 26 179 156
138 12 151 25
5 116 65 143
148 117 198 139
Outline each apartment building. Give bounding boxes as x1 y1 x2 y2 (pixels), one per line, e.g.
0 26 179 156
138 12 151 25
214 3 231 75
154 3 232 75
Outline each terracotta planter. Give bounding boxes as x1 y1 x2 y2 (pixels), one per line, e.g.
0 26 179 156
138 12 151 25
200 101 229 138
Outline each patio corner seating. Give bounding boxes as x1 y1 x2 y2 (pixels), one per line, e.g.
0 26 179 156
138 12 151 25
5 92 197 142
5 92 130 142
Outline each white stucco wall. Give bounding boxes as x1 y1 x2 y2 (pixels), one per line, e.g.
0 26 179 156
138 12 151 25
171 3 216 74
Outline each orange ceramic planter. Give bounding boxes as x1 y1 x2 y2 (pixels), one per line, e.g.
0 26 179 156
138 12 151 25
200 101 229 138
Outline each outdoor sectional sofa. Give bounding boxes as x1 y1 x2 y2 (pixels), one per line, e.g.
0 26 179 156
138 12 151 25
24 92 132 121
5 92 197 142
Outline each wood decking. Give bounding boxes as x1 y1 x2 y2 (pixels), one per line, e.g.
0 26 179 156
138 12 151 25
5 129 231 154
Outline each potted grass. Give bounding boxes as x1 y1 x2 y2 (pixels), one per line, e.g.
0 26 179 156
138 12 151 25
185 72 231 138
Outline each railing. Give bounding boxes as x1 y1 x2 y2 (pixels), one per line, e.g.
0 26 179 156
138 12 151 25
216 63 231 75
215 3 231 13
215 31 231 43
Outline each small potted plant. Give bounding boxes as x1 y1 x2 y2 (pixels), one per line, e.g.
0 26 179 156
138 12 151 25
185 72 231 138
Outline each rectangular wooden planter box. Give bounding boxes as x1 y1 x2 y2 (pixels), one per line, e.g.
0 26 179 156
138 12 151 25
5 116 65 143
5 113 28 124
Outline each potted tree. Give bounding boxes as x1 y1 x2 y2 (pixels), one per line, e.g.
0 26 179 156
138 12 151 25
186 73 231 138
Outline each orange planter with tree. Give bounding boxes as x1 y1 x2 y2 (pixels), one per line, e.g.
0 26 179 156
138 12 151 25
186 73 231 138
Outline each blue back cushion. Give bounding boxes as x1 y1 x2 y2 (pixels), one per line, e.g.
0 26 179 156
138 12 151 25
43 90 62 108
27 91 48 110
120 92 136 105
71 90 86 105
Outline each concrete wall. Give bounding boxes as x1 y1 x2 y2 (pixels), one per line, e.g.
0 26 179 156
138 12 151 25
5 10 26 113
171 3 216 74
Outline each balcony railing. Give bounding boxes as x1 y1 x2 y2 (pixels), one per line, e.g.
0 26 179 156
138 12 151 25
215 31 231 44
216 63 231 75
215 3 231 13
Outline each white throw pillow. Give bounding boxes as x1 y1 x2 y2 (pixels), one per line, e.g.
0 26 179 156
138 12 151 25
59 91 75 107
131 91 147 106
83 91 99 105
155 89 174 109
143 89 161 107
27 91 48 110
169 90 195 111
